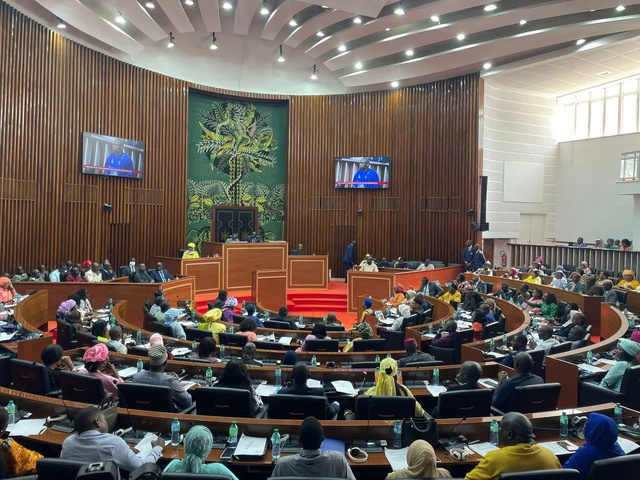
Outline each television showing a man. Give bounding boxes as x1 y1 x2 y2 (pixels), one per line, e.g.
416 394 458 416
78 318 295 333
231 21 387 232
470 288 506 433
104 139 134 177
352 158 380 188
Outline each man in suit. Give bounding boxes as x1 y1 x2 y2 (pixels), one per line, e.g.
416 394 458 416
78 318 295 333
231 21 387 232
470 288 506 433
247 231 262 243
492 352 543 413
133 264 153 283
463 240 474 270
415 276 444 297
469 244 487 272
273 307 299 330
343 241 356 279
120 258 138 278
150 262 173 283
277 361 339 419
290 244 305 255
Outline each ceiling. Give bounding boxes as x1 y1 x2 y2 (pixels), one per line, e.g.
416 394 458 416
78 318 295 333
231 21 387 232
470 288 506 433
7 0 640 95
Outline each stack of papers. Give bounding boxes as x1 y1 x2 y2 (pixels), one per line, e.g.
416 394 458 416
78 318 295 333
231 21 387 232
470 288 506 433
578 363 606 374
484 351 506 358
331 380 358 396
384 447 409 470
0 331 16 342
235 434 268 457
539 441 580 456
278 336 293 345
118 367 139 379
134 433 169 458
256 384 279 397
378 318 396 326
425 385 447 397
617 437 640 454
307 379 323 388
7 419 47 437
170 347 191 357
469 442 499 457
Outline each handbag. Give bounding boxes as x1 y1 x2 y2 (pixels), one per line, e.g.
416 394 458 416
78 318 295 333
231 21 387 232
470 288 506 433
401 416 438 448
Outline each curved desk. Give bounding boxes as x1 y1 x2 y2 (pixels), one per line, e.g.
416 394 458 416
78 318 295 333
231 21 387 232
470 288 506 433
2 290 53 363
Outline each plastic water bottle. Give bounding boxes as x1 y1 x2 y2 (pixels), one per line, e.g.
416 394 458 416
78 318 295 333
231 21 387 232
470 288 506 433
229 326 235 334
428 323 433 334
298 316 304 327
502 334 508 347
7 401 16 426
387 352 392 359
206 367 214 387
441 319 446 328
433 366 440 386
275 366 281 387
489 338 495 352
630 316 636 329
624 306 629 317
271 429 281 461
109 314 116 328
264 311 270 321
311 355 317 367
229 421 238 446
108 298 113 312
586 350 593 365
241 301 247 315
323 316 327 325
220 344 225 359
614 403 623 424
393 420 402 448
136 359 143 373
185 299 190 311
532 318 538 332
375 354 381 364
136 330 142 345
192 340 198 353
490 419 499 446
560 412 569 437
171 418 181 446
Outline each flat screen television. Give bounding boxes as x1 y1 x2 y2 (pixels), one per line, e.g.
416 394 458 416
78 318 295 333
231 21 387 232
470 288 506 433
81 132 144 179
335 156 390 189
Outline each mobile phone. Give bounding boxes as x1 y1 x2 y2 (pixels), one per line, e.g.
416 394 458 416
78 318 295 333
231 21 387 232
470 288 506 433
558 441 578 452
220 447 235 461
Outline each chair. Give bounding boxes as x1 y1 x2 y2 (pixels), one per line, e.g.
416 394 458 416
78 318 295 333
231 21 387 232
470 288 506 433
219 332 248 347
548 341 572 356
587 454 640 479
500 469 580 479
0 356 12 387
263 320 293 330
379 329 404 351
9 359 58 397
405 360 443 368
504 383 561 414
428 344 455 365
267 394 327 420
164 475 233 480
353 339 386 352
305 339 339 352
118 383 195 414
192 387 252 417
129 345 150 357
485 282 494 294
525 348 546 379
36 459 88 480
56 320 77 350
325 325 346 332
437 389 494 418
185 328 212 342
453 329 475 363
253 340 284 351
615 290 628 306
59 370 105 404
232 314 248 323
350 361 380 369
151 321 173 337
75 331 98 347
355 396 416 420
143 312 156 331
579 365 640 410
585 324 593 333
482 322 499 340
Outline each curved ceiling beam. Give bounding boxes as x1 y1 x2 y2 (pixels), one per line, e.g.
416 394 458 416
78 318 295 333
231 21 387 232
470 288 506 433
198 0 221 32
284 8 353 48
234 0 262 35
157 0 195 33
110 0 167 42
261 0 308 40
298 0 387 17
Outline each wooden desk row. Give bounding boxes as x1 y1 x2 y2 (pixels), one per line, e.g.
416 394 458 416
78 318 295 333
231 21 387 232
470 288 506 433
2 290 53 363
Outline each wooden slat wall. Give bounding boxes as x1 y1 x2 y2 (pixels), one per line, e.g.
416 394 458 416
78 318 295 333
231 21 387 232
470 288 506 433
287 76 481 277
0 2 187 272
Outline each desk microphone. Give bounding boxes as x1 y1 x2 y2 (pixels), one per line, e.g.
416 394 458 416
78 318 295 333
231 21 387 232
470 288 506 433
49 395 75 433
447 416 467 442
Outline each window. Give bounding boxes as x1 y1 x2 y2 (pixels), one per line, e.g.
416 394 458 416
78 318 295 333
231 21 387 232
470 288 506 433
620 151 640 181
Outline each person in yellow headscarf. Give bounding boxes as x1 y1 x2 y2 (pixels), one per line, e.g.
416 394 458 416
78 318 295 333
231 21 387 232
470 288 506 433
617 270 640 290
199 308 225 343
365 357 425 417
343 322 374 352
182 243 200 259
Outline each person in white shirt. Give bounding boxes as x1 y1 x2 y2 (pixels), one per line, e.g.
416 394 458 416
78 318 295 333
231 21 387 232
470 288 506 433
417 259 435 271
84 263 103 283
529 325 559 365
48 263 67 282
359 255 379 272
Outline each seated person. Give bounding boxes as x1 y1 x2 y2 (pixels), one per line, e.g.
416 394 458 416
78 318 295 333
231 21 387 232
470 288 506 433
500 334 528 368
225 233 240 243
529 325 559 363
342 322 374 352
0 406 43 477
415 293 433 314
150 262 173 283
617 269 640 289
154 300 170 323
377 257 391 268
602 280 618 304
417 259 435 271
192 337 220 363
297 323 331 352
469 274 487 294
465 412 560 480
57 299 83 329
493 284 515 301
91 319 110 343
365 357 425 417
525 269 543 284
568 326 586 350
492 352 544 412
182 242 200 258
557 312 587 338
386 284 406 307
212 290 228 309
430 320 457 348
272 416 356 480
440 284 462 305
100 260 117 281
584 277 603 296
65 266 84 282
453 272 470 290
290 244 305 255
214 359 263 415
359 298 375 324
106 326 128 354
523 288 543 314
149 291 165 315
241 342 263 366
132 263 153 283
386 439 451 479
326 312 343 328
61 407 164 471
245 303 264 327
550 270 567 289
397 338 435 367
164 308 186 340
360 255 379 272
48 264 67 282
11 266 28 283
273 306 300 330
222 296 238 323
277 361 340 419
85 263 103 283
475 261 494 276
539 292 558 319
199 308 226 343
514 283 531 305
471 309 487 341
462 287 483 311
409 298 425 316
76 344 122 401
478 302 495 323
41 344 74 391
76 288 93 312
403 289 417 306
503 267 520 280
385 304 412 331
562 412 625 480
164 426 238 478
28 269 44 282
432 361 482 418
282 350 299 366
130 345 192 411
598 339 640 392
237 317 258 342
567 272 586 293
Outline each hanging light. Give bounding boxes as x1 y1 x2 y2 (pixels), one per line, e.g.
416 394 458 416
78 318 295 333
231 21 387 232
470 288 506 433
145 1 155 9
210 33 218 50
289 16 298 26
277 45 285 63
222 1 233 10
394 2 405 15
167 32 175 48
56 17 67 29
391 81 399 88
338 44 347 52
115 11 125 24
310 64 318 80
260 0 269 15
353 17 362 24
185 0 194 5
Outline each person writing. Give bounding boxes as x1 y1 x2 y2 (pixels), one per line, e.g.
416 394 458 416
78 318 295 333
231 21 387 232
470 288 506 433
182 243 199 259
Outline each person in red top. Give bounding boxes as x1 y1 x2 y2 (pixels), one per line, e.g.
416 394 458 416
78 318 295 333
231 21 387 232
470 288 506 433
471 309 487 341
65 267 84 282
0 278 16 303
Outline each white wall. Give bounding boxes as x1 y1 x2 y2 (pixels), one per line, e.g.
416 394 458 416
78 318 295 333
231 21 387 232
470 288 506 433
483 81 559 241
556 133 638 242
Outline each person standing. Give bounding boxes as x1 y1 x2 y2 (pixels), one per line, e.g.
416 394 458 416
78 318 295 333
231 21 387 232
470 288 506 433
463 240 473 270
343 241 356 278
468 244 486 272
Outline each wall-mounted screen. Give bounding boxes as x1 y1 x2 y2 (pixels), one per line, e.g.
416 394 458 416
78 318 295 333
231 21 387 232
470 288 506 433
335 156 390 189
82 132 144 178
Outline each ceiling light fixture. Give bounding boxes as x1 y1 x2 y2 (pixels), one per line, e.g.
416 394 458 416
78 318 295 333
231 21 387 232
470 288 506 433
385 27 391 31
519 19 527 25
405 49 414 56
355 62 363 69
484 4 497 12
338 44 347 52
115 11 125 24
185 0 194 5
56 17 66 29
394 2 405 15
260 1 269 15
167 32 175 48
311 64 318 80
289 16 298 26
277 44 285 63
616 5 626 12
222 1 233 10
431 15 440 22
483 62 492 70
576 38 585 45
317 30 325 37
391 81 399 88
145 1 155 9
210 33 218 50
457 33 466 40
353 16 362 24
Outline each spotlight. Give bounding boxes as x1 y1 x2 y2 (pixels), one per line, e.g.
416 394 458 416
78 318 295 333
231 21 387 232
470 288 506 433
457 33 466 40
222 1 233 10
431 15 440 22
483 62 491 70
185 0 194 5
353 17 362 24
616 5 626 12
391 81 399 88
310 64 318 80
56 17 66 29
338 44 347 52
277 44 285 63
405 49 414 56
355 62 362 69
519 19 527 25
289 17 298 26
317 30 325 37
385 27 390 31
576 39 585 45
260 1 269 15
145 1 155 9
167 32 175 48
115 11 125 24
210 33 218 50
484 4 497 12
394 2 405 15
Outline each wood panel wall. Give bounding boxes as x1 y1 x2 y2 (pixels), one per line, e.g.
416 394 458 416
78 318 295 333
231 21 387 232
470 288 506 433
0 2 187 272
287 77 481 277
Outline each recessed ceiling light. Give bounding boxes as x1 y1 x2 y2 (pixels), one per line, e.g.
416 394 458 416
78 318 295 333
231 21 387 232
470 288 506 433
338 44 347 52
405 49 414 56
576 39 586 45
222 1 233 10
353 17 362 24
277 45 285 63
598 71 611 76
260 1 269 15
145 1 155 9
519 19 527 25
391 81 399 88
484 4 497 12
355 62 363 69
457 33 466 40
385 27 391 31
115 11 125 24
483 62 492 70
289 17 297 26
431 15 440 22
394 2 405 15
616 5 626 12
184 0 194 5
317 30 325 37
210 33 218 50
311 64 318 80
167 32 175 48
56 17 66 29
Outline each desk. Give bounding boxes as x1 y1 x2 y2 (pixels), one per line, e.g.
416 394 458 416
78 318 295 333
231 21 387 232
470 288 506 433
201 242 288 290
252 270 287 313
287 255 329 289
149 256 223 296
3 291 53 363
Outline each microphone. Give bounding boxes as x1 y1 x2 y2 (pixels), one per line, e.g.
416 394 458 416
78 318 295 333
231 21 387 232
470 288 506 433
448 416 467 440
118 394 148 444
49 395 75 433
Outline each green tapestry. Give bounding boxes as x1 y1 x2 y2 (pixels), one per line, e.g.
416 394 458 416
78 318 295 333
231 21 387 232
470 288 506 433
186 92 287 248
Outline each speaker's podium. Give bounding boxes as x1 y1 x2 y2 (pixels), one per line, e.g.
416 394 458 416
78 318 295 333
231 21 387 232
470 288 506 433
148 255 223 297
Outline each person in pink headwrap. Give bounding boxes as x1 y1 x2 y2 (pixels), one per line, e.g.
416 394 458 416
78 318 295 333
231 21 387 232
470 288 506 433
631 331 640 362
0 277 16 303
387 284 405 307
77 344 122 400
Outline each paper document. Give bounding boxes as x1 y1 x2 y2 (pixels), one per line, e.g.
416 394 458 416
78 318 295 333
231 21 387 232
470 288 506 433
7 419 47 437
484 351 505 358
457 321 472 329
118 367 139 379
180 321 197 329
617 436 640 454
134 433 169 459
478 378 499 389
538 441 579 456
384 447 409 470
235 434 267 457
95 309 110 313
422 333 436 339
170 347 191 357
307 379 323 388
331 380 358 396
598 359 616 366
469 442 500 457
256 384 279 397
0 331 16 342
577 363 606 374
180 381 197 390
378 318 396 326
278 336 293 345
426 386 447 397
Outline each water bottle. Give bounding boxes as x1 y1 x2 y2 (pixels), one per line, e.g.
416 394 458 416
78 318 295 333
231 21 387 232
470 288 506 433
560 412 569 437
393 420 402 448
229 326 235 334
220 344 225 359
441 319 446 328
532 318 538 332
275 366 281 387
264 311 270 320
489 338 495 352
490 419 499 446
502 334 508 347
586 350 593 365
136 359 143 373
229 421 238 446
109 314 116 328
614 403 623 424
433 366 439 386
630 316 636 329
375 355 381 364
192 340 198 353
624 306 629 317
387 352 392 359
311 355 317 367
171 418 180 446
271 429 281 461
241 301 247 315
136 330 142 345
323 316 327 325
108 298 113 312
206 367 213 387
7 401 16 426
428 323 433 334
298 316 304 327
185 299 190 311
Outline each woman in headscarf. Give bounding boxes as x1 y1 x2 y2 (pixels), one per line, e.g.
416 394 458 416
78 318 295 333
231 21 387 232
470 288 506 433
631 331 640 361
453 273 470 290
523 288 543 314
385 304 412 331
222 297 238 323
282 350 298 366
343 322 374 352
387 284 405 307
0 277 16 304
199 308 226 343
598 339 640 392
617 270 640 290
0 406 43 478
403 289 417 305
550 270 567 289
182 242 200 259
605 238 618 250
365 357 425 417
164 425 237 478
149 333 174 360
524 269 542 284
562 413 625 480
57 299 83 329
360 298 374 324
214 359 263 415
76 343 122 400
504 267 519 279
164 308 186 340
386 439 451 479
